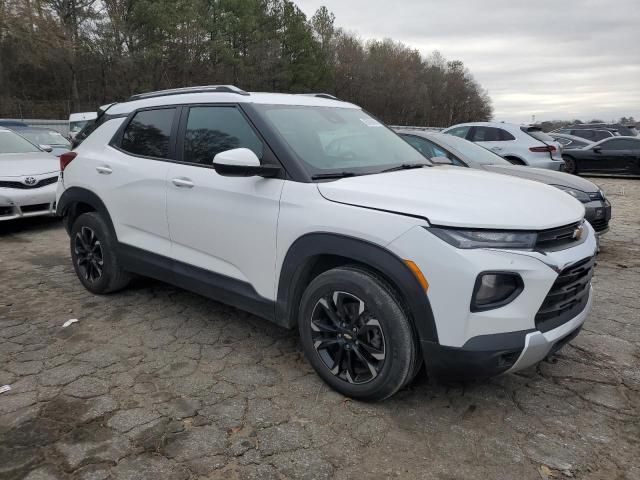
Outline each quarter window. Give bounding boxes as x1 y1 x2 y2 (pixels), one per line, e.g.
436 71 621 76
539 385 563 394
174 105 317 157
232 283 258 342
183 106 263 165
121 108 175 158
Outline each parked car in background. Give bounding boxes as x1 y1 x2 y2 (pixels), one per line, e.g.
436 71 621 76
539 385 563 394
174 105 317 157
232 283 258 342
68 111 97 140
554 123 638 138
70 103 118 149
9 126 71 157
549 133 594 150
553 126 618 142
562 136 640 176
442 122 564 170
0 119 28 128
0 127 59 221
396 129 611 235
57 85 597 400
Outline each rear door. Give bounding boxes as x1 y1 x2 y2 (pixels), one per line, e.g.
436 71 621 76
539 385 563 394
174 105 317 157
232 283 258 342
166 104 284 300
100 107 176 256
468 126 514 156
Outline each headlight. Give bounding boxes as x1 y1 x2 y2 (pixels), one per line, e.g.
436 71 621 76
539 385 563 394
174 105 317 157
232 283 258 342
427 227 537 249
551 185 591 203
471 272 524 312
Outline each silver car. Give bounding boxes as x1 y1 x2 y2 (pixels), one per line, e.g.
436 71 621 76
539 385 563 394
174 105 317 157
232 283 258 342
396 129 611 235
0 128 60 221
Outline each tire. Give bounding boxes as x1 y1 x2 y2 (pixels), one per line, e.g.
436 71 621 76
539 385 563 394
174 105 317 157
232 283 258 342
562 156 577 174
298 266 418 401
504 156 526 166
69 212 131 294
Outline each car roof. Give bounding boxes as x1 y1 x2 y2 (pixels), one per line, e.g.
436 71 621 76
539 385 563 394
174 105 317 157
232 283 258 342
549 132 594 143
107 87 360 116
443 121 535 131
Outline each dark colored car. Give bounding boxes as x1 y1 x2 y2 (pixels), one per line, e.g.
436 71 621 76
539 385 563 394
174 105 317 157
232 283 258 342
396 129 612 235
553 127 618 142
9 126 71 157
0 119 29 127
562 137 640 177
549 133 593 150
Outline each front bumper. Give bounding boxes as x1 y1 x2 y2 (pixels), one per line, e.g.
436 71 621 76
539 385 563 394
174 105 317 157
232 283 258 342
387 221 598 380
0 183 58 221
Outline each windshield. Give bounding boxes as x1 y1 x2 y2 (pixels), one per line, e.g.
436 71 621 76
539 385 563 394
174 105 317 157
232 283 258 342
70 120 89 133
19 130 70 147
255 105 425 176
0 130 42 154
432 134 512 166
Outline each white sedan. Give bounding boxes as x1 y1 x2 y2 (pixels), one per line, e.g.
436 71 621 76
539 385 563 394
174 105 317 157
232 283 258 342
0 127 60 221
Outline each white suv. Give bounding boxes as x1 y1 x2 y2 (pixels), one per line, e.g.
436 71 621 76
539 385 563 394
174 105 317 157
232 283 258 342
443 122 565 170
57 86 597 400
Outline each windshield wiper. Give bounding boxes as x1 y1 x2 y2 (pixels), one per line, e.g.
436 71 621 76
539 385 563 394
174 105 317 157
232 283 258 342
379 163 430 173
311 171 357 180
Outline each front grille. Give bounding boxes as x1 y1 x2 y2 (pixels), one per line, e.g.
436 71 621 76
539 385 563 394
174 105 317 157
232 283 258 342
535 222 582 250
21 203 50 213
0 206 14 216
0 176 58 189
590 218 609 232
535 256 595 332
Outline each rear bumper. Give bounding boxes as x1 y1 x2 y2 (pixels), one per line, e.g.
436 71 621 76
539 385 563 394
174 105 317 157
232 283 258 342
421 287 592 381
529 159 564 171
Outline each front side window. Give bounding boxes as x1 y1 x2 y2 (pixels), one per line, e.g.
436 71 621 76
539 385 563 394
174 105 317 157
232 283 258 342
256 105 425 176
600 138 639 150
445 126 470 138
121 108 175 158
402 135 460 164
0 130 42 154
183 106 263 165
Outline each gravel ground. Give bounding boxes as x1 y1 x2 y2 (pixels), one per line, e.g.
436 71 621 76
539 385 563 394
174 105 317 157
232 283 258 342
0 177 638 480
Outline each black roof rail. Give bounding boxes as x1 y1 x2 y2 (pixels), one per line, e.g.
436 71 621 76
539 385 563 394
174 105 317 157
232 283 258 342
298 93 341 101
128 85 249 101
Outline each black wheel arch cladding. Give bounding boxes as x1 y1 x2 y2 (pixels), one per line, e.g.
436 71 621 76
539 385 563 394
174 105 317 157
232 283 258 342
57 187 117 238
276 232 439 344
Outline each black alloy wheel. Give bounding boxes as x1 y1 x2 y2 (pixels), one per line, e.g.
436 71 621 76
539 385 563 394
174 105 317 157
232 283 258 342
310 291 386 384
74 226 104 282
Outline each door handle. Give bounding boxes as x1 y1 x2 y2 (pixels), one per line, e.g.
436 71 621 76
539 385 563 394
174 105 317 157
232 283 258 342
491 147 502 151
96 166 112 175
172 178 194 189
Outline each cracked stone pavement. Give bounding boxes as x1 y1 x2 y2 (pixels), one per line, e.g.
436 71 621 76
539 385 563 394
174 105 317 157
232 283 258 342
0 178 638 480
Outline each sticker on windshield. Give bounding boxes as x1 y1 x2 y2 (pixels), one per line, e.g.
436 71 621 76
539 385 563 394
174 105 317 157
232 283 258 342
360 118 383 127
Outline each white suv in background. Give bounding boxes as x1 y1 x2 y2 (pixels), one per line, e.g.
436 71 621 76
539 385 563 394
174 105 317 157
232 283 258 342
57 86 597 400
443 122 564 170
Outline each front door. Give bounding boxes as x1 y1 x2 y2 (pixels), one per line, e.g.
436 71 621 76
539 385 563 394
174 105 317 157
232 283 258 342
166 105 284 300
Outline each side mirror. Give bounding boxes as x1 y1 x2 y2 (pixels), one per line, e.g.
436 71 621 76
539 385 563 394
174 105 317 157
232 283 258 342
213 148 280 178
39 144 53 153
593 146 602 153
430 156 453 165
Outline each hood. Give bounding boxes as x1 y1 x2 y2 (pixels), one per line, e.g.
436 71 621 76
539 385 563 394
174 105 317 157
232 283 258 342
0 152 60 177
317 167 585 230
484 165 599 193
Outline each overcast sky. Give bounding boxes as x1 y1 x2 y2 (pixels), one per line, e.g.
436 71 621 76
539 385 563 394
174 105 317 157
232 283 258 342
296 0 640 124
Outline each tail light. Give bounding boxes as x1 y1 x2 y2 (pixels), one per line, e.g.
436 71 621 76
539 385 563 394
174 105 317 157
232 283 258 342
529 145 556 153
59 152 77 172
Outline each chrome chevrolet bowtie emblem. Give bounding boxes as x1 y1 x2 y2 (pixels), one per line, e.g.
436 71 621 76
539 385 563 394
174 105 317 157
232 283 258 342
24 177 37 185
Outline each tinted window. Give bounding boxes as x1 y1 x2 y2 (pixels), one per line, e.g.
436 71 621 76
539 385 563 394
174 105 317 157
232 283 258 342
445 126 470 138
402 135 438 159
600 138 640 150
554 137 571 146
121 108 175 158
183 107 263 165
571 130 595 140
471 126 512 142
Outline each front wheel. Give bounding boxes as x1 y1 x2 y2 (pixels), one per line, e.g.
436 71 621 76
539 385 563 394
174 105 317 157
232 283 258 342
563 156 577 174
298 267 418 401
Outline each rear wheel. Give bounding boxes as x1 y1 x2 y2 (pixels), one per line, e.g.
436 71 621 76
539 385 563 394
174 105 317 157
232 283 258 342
70 212 131 294
562 156 577 174
298 267 418 401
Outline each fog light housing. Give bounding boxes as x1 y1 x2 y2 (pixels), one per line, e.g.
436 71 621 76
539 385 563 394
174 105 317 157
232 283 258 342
471 272 523 312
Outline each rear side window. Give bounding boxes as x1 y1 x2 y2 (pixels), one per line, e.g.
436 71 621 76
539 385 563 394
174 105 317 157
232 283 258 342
600 138 640 150
471 127 514 142
571 130 594 140
522 127 554 143
121 108 175 158
183 106 263 165
445 126 470 138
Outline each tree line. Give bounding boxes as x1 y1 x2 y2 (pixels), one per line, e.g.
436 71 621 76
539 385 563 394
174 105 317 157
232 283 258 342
0 0 492 126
